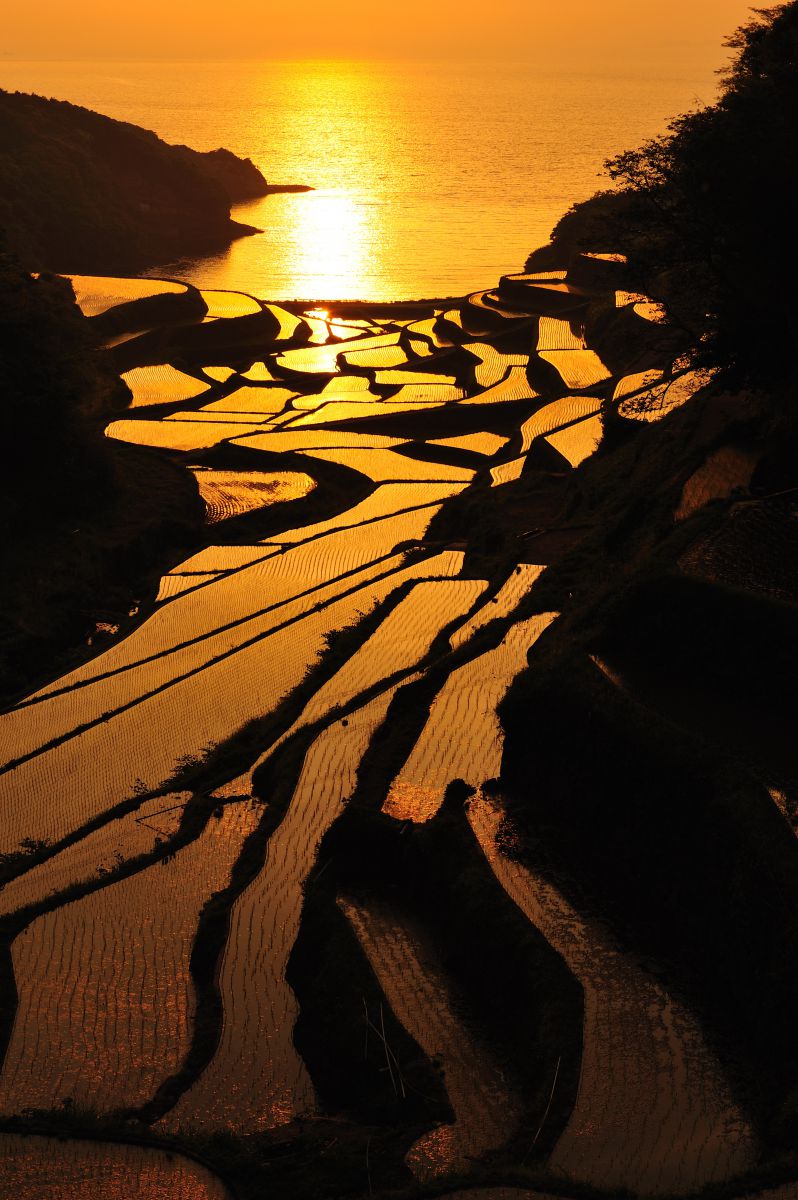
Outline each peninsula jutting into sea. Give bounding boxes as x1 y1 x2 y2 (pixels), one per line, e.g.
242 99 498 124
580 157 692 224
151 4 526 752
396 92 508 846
1 3 797 1198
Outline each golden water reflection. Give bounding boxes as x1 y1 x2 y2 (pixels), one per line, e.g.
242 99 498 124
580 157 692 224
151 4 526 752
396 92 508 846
288 188 372 299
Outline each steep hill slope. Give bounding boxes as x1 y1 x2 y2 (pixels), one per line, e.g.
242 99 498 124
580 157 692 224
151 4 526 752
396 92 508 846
0 90 271 272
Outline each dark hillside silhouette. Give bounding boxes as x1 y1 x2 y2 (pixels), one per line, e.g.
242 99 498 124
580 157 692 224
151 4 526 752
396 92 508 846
0 90 272 272
538 3 798 391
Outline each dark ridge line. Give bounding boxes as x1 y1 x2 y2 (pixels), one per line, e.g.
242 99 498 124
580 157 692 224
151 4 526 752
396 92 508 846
167 551 272 575
149 567 243 609
0 548 454 775
6 1110 793 1200
307 395 539 440
290 447 475 488
158 415 285 427
396 441 489 471
294 720 578 1171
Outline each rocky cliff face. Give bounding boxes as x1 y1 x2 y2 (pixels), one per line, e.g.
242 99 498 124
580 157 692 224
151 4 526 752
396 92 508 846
0 90 271 273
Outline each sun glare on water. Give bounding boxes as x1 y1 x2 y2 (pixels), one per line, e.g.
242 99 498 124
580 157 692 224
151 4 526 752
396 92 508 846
288 188 373 299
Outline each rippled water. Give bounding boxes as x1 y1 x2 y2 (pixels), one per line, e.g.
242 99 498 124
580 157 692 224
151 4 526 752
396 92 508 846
1 59 718 300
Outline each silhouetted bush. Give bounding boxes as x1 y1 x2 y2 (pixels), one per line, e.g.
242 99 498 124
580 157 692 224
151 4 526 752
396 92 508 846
544 4 798 391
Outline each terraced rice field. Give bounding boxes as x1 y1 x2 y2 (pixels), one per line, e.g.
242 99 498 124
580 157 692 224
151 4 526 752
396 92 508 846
462 365 537 404
236 429 408 452
289 399 441 426
200 290 262 318
616 367 718 423
4 272 757 1198
166 546 279 573
430 433 508 455
106 418 269 451
64 275 187 317
464 344 529 388
613 369 665 404
275 342 347 374
341 344 409 370
202 366 238 382
121 365 210 407
291 388 383 410
634 299 668 323
262 305 303 340
545 415 604 466
490 456 527 486
536 316 587 351
200 387 298 414
519 395 603 453
449 565 544 648
408 316 452 349
469 795 757 1196
240 361 279 381
384 613 557 822
165 689 403 1132
675 447 758 520
389 383 465 402
375 369 459 387
0 793 190 919
538 349 612 391
296 447 474 483
341 896 519 1179
322 374 373 393
265 482 465 545
0 549 465 853
192 469 315 523
0 803 259 1114
157 574 221 600
0 1134 231 1199
168 410 277 425
256 579 487 767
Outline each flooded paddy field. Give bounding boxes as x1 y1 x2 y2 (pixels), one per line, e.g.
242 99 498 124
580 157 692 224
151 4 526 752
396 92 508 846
0 265 790 1200
0 1133 231 1199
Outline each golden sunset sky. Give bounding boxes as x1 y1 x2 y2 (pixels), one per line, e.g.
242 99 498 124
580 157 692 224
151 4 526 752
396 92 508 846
5 0 756 69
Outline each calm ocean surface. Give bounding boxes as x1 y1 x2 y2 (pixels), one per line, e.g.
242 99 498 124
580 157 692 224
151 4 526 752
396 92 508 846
1 60 718 301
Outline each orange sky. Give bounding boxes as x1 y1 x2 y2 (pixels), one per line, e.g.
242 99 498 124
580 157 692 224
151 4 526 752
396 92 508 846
4 0 756 69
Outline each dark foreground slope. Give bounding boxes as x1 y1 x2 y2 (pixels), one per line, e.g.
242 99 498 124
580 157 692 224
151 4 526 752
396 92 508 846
0 90 271 272
492 3 798 1159
0 251 203 700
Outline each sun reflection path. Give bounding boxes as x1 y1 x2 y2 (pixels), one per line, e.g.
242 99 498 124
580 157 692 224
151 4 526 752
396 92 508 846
290 189 373 299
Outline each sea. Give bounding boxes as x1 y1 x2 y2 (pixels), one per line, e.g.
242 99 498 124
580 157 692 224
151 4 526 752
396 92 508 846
0 59 719 302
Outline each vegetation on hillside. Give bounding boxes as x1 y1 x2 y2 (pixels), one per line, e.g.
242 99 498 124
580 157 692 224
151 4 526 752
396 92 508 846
0 90 270 272
537 3 798 391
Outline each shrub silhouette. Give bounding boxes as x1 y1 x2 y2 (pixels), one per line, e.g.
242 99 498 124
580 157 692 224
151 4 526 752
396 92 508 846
549 3 798 390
